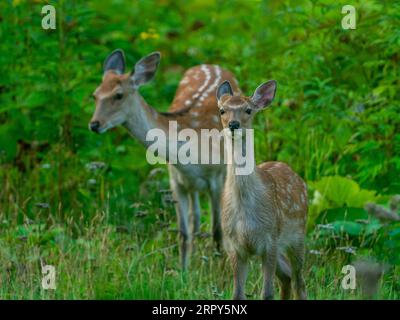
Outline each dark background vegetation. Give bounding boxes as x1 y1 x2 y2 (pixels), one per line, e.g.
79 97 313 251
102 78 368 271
0 0 399 299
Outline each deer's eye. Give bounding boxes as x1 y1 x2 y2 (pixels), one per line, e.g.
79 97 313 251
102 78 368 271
245 108 252 115
114 93 124 101
220 109 225 115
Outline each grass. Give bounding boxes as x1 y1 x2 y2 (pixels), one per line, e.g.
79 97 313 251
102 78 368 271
0 145 398 299
1 0 399 300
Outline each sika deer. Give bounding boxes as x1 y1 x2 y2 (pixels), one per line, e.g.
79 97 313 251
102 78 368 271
89 50 241 270
216 80 308 300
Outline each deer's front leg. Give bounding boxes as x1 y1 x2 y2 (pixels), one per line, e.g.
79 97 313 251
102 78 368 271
170 179 191 271
261 247 277 300
230 253 248 300
189 191 201 236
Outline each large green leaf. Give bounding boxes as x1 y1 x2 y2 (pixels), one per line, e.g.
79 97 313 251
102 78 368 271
316 207 368 224
331 221 363 236
310 176 377 208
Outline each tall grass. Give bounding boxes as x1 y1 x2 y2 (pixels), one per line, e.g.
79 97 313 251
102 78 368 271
0 0 399 300
0 147 398 299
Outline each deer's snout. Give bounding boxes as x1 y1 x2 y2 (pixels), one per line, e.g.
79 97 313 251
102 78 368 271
89 121 101 133
228 120 240 132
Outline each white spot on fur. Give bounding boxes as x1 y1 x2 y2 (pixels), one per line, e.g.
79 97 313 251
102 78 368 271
200 65 221 101
191 120 200 127
180 78 189 85
300 193 305 204
185 100 191 106
212 115 219 123
193 65 211 102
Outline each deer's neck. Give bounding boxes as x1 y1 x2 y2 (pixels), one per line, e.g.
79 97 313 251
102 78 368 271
225 137 263 203
123 93 162 146
123 92 178 161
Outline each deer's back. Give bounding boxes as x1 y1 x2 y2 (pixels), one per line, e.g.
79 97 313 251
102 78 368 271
258 161 308 226
167 65 240 130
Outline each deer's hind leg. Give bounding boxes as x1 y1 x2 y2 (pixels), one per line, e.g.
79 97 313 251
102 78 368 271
276 254 292 300
287 242 307 300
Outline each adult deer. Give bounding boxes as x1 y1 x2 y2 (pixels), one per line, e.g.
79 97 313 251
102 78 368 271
216 80 308 299
89 50 240 270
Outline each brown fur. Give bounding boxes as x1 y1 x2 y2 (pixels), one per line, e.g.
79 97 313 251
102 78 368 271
218 88 307 300
168 65 240 129
90 54 240 270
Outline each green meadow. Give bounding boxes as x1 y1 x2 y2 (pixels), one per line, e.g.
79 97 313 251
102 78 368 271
0 0 399 299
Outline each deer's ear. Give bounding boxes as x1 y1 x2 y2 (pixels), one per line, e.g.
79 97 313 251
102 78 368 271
216 80 233 101
131 52 161 87
251 80 277 109
103 49 125 74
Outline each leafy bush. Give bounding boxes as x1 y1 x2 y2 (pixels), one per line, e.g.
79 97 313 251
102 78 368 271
0 0 399 299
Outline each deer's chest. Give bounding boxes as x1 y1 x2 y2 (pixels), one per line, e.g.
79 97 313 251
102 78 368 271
170 163 224 191
222 195 271 256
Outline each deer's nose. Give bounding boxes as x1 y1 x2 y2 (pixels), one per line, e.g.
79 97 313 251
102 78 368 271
89 121 101 133
228 120 240 132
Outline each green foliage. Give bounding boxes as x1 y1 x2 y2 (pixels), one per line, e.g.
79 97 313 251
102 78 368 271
308 175 377 227
312 176 377 208
308 175 400 267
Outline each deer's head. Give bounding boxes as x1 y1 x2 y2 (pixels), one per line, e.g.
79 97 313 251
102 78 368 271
89 50 160 133
216 80 277 139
